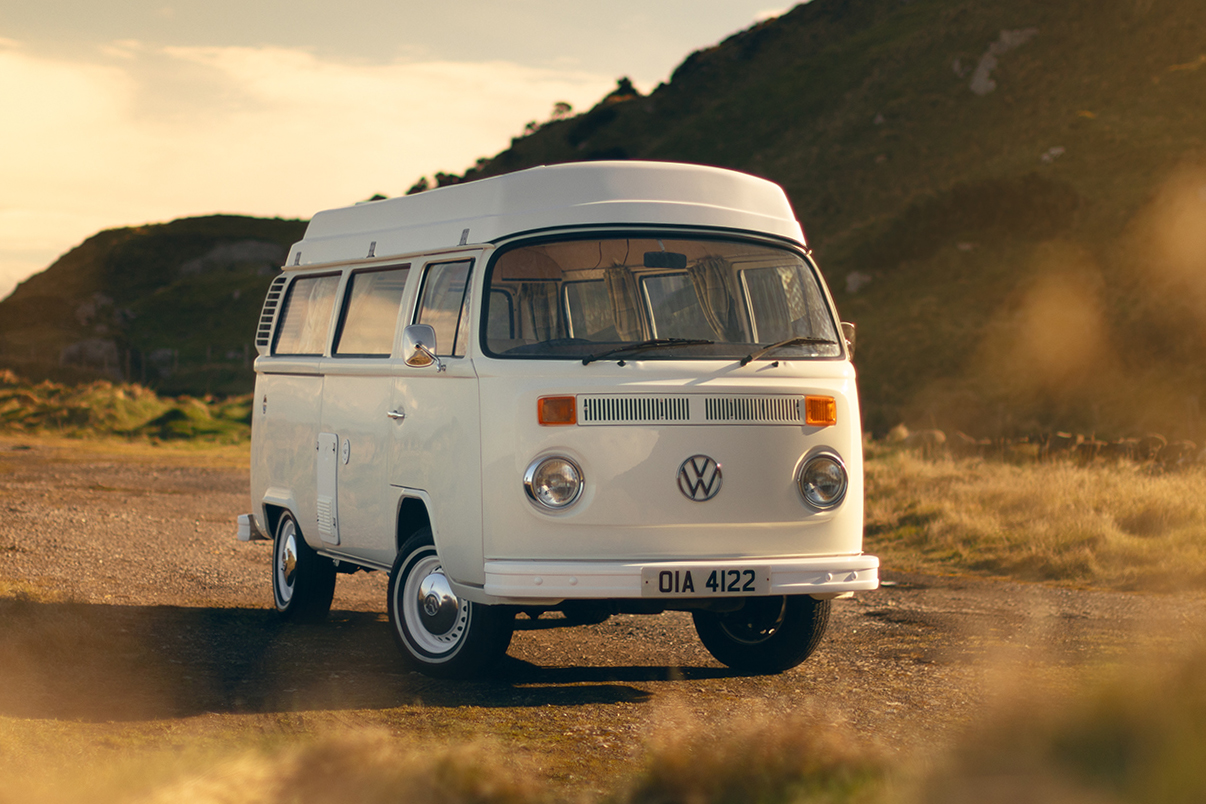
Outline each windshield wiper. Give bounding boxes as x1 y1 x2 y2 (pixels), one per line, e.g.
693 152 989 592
740 336 838 366
582 338 714 365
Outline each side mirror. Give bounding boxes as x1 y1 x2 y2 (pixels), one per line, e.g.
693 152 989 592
840 322 856 359
403 324 445 372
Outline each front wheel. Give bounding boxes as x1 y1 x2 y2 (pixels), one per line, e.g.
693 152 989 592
387 530 514 678
692 595 831 674
272 511 336 622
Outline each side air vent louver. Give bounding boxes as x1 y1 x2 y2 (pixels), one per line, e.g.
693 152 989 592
255 274 289 351
580 395 691 425
705 396 803 424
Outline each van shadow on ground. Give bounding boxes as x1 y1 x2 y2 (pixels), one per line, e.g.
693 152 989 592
0 599 746 722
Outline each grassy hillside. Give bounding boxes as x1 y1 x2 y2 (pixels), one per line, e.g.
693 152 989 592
435 0 1206 440
0 371 250 442
0 216 305 395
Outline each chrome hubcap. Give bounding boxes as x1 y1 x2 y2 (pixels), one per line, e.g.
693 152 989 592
276 525 298 603
400 553 469 655
417 568 459 634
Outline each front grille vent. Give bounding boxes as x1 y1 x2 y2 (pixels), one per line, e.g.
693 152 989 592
576 394 811 426
580 395 691 424
255 274 289 350
705 396 802 424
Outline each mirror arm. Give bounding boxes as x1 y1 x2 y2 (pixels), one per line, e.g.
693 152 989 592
415 342 446 372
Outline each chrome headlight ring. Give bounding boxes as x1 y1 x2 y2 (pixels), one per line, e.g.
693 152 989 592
523 455 584 510
797 450 848 511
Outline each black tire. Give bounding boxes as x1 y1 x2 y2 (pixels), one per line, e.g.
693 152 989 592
272 511 336 622
692 595 831 674
387 529 514 679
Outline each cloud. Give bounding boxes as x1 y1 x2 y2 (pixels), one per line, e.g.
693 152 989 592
0 41 614 299
754 8 790 21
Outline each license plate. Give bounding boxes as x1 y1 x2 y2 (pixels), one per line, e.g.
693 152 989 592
641 566 770 597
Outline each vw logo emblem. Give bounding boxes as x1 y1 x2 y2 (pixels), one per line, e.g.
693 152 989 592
677 455 722 501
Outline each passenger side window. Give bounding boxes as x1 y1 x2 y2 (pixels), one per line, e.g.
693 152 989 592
742 265 833 343
334 266 410 356
273 274 340 355
415 260 473 357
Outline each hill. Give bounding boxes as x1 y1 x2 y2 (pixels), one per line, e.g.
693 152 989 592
0 216 306 395
3 0 1204 440
431 0 1206 440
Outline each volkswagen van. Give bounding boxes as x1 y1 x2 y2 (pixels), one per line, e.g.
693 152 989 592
236 161 879 677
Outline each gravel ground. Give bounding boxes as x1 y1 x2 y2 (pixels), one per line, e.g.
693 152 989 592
3 436 1205 794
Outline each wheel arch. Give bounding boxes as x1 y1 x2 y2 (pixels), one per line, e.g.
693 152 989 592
396 493 432 553
263 503 287 540
392 488 484 590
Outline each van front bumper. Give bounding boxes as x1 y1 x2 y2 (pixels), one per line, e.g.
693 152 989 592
481 554 879 602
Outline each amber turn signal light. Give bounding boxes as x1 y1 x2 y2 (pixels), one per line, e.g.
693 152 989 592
538 396 577 425
804 395 837 427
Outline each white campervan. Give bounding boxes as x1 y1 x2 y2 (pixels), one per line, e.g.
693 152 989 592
237 161 879 678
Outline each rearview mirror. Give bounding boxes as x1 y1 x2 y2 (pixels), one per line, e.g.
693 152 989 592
841 322 856 358
643 251 687 269
403 324 445 371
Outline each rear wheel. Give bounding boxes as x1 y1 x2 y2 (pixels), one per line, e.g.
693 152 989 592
272 511 336 622
692 595 830 674
387 529 514 678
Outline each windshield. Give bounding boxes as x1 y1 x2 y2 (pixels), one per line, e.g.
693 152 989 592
481 236 842 361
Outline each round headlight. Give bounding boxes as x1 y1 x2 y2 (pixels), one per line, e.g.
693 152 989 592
524 456 584 510
798 452 848 510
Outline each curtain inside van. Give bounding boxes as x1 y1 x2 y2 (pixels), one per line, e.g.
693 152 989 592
603 266 642 341
687 256 742 341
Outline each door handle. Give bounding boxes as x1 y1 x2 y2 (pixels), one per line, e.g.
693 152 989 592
386 409 406 421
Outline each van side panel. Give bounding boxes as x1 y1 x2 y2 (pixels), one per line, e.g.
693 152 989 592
318 366 397 561
388 369 485 585
251 367 324 547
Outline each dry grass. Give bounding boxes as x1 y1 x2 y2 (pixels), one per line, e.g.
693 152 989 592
130 732 546 804
0 728 546 804
611 706 888 804
921 642 1206 804
864 447 1206 590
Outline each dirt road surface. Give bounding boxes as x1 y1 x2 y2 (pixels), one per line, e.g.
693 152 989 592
2 437 1204 794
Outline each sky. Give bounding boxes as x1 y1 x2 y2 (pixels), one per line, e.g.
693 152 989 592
0 1 790 301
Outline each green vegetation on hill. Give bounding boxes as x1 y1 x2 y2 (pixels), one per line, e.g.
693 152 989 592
0 216 305 396
434 0 1206 441
0 370 250 442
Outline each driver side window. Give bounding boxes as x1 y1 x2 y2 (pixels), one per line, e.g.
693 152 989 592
415 260 473 357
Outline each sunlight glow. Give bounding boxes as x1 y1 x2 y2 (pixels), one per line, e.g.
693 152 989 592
0 41 614 300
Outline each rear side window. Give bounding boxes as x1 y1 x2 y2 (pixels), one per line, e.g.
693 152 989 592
274 274 340 355
334 266 410 356
415 260 473 356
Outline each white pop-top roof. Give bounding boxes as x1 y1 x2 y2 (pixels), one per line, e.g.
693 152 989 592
286 161 805 268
